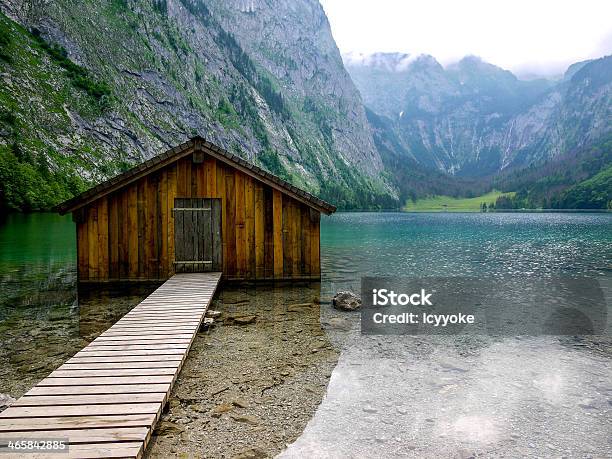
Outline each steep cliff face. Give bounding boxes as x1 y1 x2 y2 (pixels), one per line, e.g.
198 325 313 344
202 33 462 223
0 0 391 211
206 0 382 173
346 53 611 176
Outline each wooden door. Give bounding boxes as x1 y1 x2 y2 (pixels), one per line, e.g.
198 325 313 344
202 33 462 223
173 198 222 272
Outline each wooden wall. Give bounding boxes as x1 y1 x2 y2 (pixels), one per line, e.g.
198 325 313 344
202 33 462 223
75 153 321 282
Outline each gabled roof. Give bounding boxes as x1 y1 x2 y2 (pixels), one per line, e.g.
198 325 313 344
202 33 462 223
56 137 336 215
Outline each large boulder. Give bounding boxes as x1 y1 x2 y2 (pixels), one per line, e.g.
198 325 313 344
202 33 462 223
332 291 362 311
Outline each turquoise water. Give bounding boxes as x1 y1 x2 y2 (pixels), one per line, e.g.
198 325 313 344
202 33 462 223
0 213 151 397
287 212 612 458
0 211 610 399
320 212 612 289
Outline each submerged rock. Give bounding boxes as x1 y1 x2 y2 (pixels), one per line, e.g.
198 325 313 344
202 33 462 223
234 447 268 459
0 394 16 412
231 398 249 408
154 421 184 436
212 403 234 415
206 310 222 319
225 314 258 325
230 413 259 425
332 291 362 311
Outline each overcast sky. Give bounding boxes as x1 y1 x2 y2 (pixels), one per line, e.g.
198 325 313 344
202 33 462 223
319 0 612 77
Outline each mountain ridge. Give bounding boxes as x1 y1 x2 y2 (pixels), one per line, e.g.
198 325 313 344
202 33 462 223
0 0 395 211
345 51 611 178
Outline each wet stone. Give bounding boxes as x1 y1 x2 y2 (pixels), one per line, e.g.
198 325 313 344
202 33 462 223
154 421 185 436
230 414 260 425
332 291 362 311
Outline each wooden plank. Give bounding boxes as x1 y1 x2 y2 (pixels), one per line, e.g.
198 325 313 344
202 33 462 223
310 209 320 276
204 157 216 196
0 427 149 443
53 442 143 459
60 362 179 369
67 355 184 364
26 385 171 396
72 350 186 358
217 162 227 273
145 176 157 280
245 175 255 278
185 156 193 198
292 201 300 276
77 219 88 281
282 195 292 277
105 322 199 329
0 442 144 459
113 319 200 326
127 184 139 279
235 171 246 277
264 187 274 278
49 369 177 378
103 325 198 332
159 169 169 279
121 313 203 319
302 204 311 275
0 415 155 431
36 376 175 386
82 342 191 350
95 334 194 342
272 189 283 278
115 315 201 321
88 205 98 280
225 170 236 275
177 157 187 197
202 199 212 268
174 199 184 272
184 208 194 267
121 310 204 317
80 344 190 352
84 343 191 351
254 183 265 278
120 314 203 320
119 188 129 279
0 404 161 418
167 164 177 275
197 157 206 196
109 194 120 279
14 393 167 407
137 179 146 277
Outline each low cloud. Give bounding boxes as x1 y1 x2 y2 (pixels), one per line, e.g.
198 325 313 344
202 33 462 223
342 52 421 72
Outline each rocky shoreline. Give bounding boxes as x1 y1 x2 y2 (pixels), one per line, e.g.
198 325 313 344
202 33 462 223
146 284 340 458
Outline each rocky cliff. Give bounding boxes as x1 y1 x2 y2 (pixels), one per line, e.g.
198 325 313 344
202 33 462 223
0 0 392 211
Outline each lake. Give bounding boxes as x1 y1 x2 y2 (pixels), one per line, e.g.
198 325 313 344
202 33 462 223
0 211 610 456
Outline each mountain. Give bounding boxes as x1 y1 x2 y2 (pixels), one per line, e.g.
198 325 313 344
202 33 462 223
0 0 394 211
345 52 611 177
0 1 609 212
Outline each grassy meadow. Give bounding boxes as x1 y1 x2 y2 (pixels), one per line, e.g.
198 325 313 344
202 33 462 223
403 190 515 211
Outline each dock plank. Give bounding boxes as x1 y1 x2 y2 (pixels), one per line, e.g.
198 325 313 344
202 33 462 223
14 394 167 407
26 385 171 396
0 415 155 431
0 273 221 458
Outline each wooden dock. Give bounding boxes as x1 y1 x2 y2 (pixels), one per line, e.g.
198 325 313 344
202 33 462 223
0 272 222 458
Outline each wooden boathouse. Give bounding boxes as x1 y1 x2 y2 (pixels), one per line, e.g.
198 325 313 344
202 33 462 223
57 137 336 282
